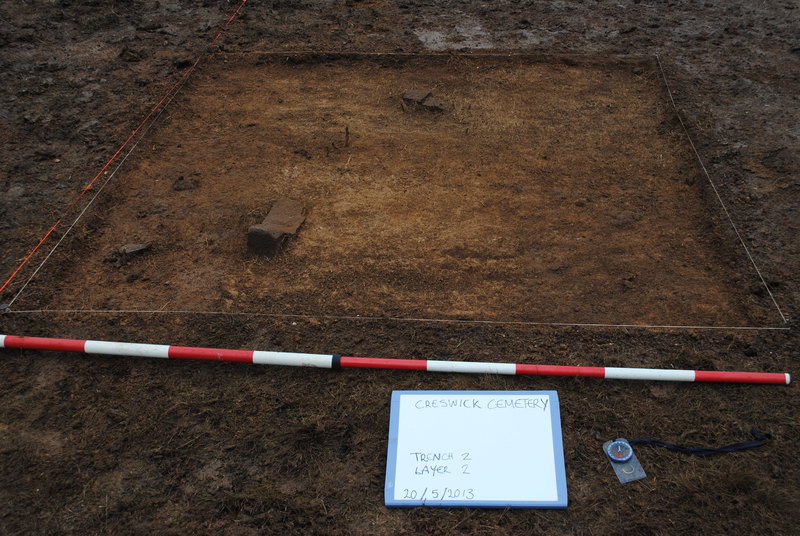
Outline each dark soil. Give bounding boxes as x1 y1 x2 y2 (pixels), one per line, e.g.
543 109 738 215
1 2 797 535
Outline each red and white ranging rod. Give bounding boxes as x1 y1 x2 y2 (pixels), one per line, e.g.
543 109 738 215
0 334 790 385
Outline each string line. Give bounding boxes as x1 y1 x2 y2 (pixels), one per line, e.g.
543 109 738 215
7 75 189 307
2 45 787 335
2 308 790 331
655 54 788 325
0 0 249 300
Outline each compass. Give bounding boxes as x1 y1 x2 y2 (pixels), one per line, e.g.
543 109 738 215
603 437 646 483
605 439 634 463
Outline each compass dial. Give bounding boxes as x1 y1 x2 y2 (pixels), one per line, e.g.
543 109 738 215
606 439 634 463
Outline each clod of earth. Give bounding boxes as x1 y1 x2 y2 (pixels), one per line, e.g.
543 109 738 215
247 198 306 257
118 45 145 62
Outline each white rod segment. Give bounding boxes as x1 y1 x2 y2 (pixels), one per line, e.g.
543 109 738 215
84 340 170 358
426 360 517 375
252 351 333 368
604 367 696 382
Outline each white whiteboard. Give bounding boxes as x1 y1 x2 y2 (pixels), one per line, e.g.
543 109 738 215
385 391 567 508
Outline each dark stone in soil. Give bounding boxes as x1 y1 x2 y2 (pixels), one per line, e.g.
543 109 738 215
247 198 307 257
119 242 152 256
106 242 152 267
402 89 448 113
174 58 194 69
402 89 432 104
421 96 447 112
172 175 200 191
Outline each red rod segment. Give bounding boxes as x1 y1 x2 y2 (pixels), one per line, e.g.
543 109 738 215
3 335 86 353
340 356 428 371
516 364 606 378
168 345 253 363
694 370 789 384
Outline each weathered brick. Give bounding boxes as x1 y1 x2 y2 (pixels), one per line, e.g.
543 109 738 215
247 198 306 256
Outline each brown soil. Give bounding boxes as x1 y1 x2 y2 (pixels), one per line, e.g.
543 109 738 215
17 54 776 327
0 2 797 535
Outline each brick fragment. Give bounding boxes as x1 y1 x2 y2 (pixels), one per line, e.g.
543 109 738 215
247 198 306 256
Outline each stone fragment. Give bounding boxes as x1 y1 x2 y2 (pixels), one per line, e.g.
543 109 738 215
621 279 636 290
420 96 446 112
172 175 200 191
402 89 432 104
106 242 152 267
247 199 306 257
119 242 152 256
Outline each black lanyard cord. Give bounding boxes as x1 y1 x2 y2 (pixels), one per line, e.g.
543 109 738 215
628 429 772 458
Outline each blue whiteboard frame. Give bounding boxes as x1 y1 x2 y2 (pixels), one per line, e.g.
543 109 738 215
385 390 568 508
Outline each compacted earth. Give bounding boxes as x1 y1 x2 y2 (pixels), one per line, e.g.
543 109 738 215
1 2 797 535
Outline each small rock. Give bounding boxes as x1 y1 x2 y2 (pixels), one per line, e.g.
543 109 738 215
401 89 448 113
172 175 200 191
421 96 446 112
402 89 432 104
621 279 635 290
105 242 152 267
174 58 194 69
574 198 588 207
119 242 152 256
